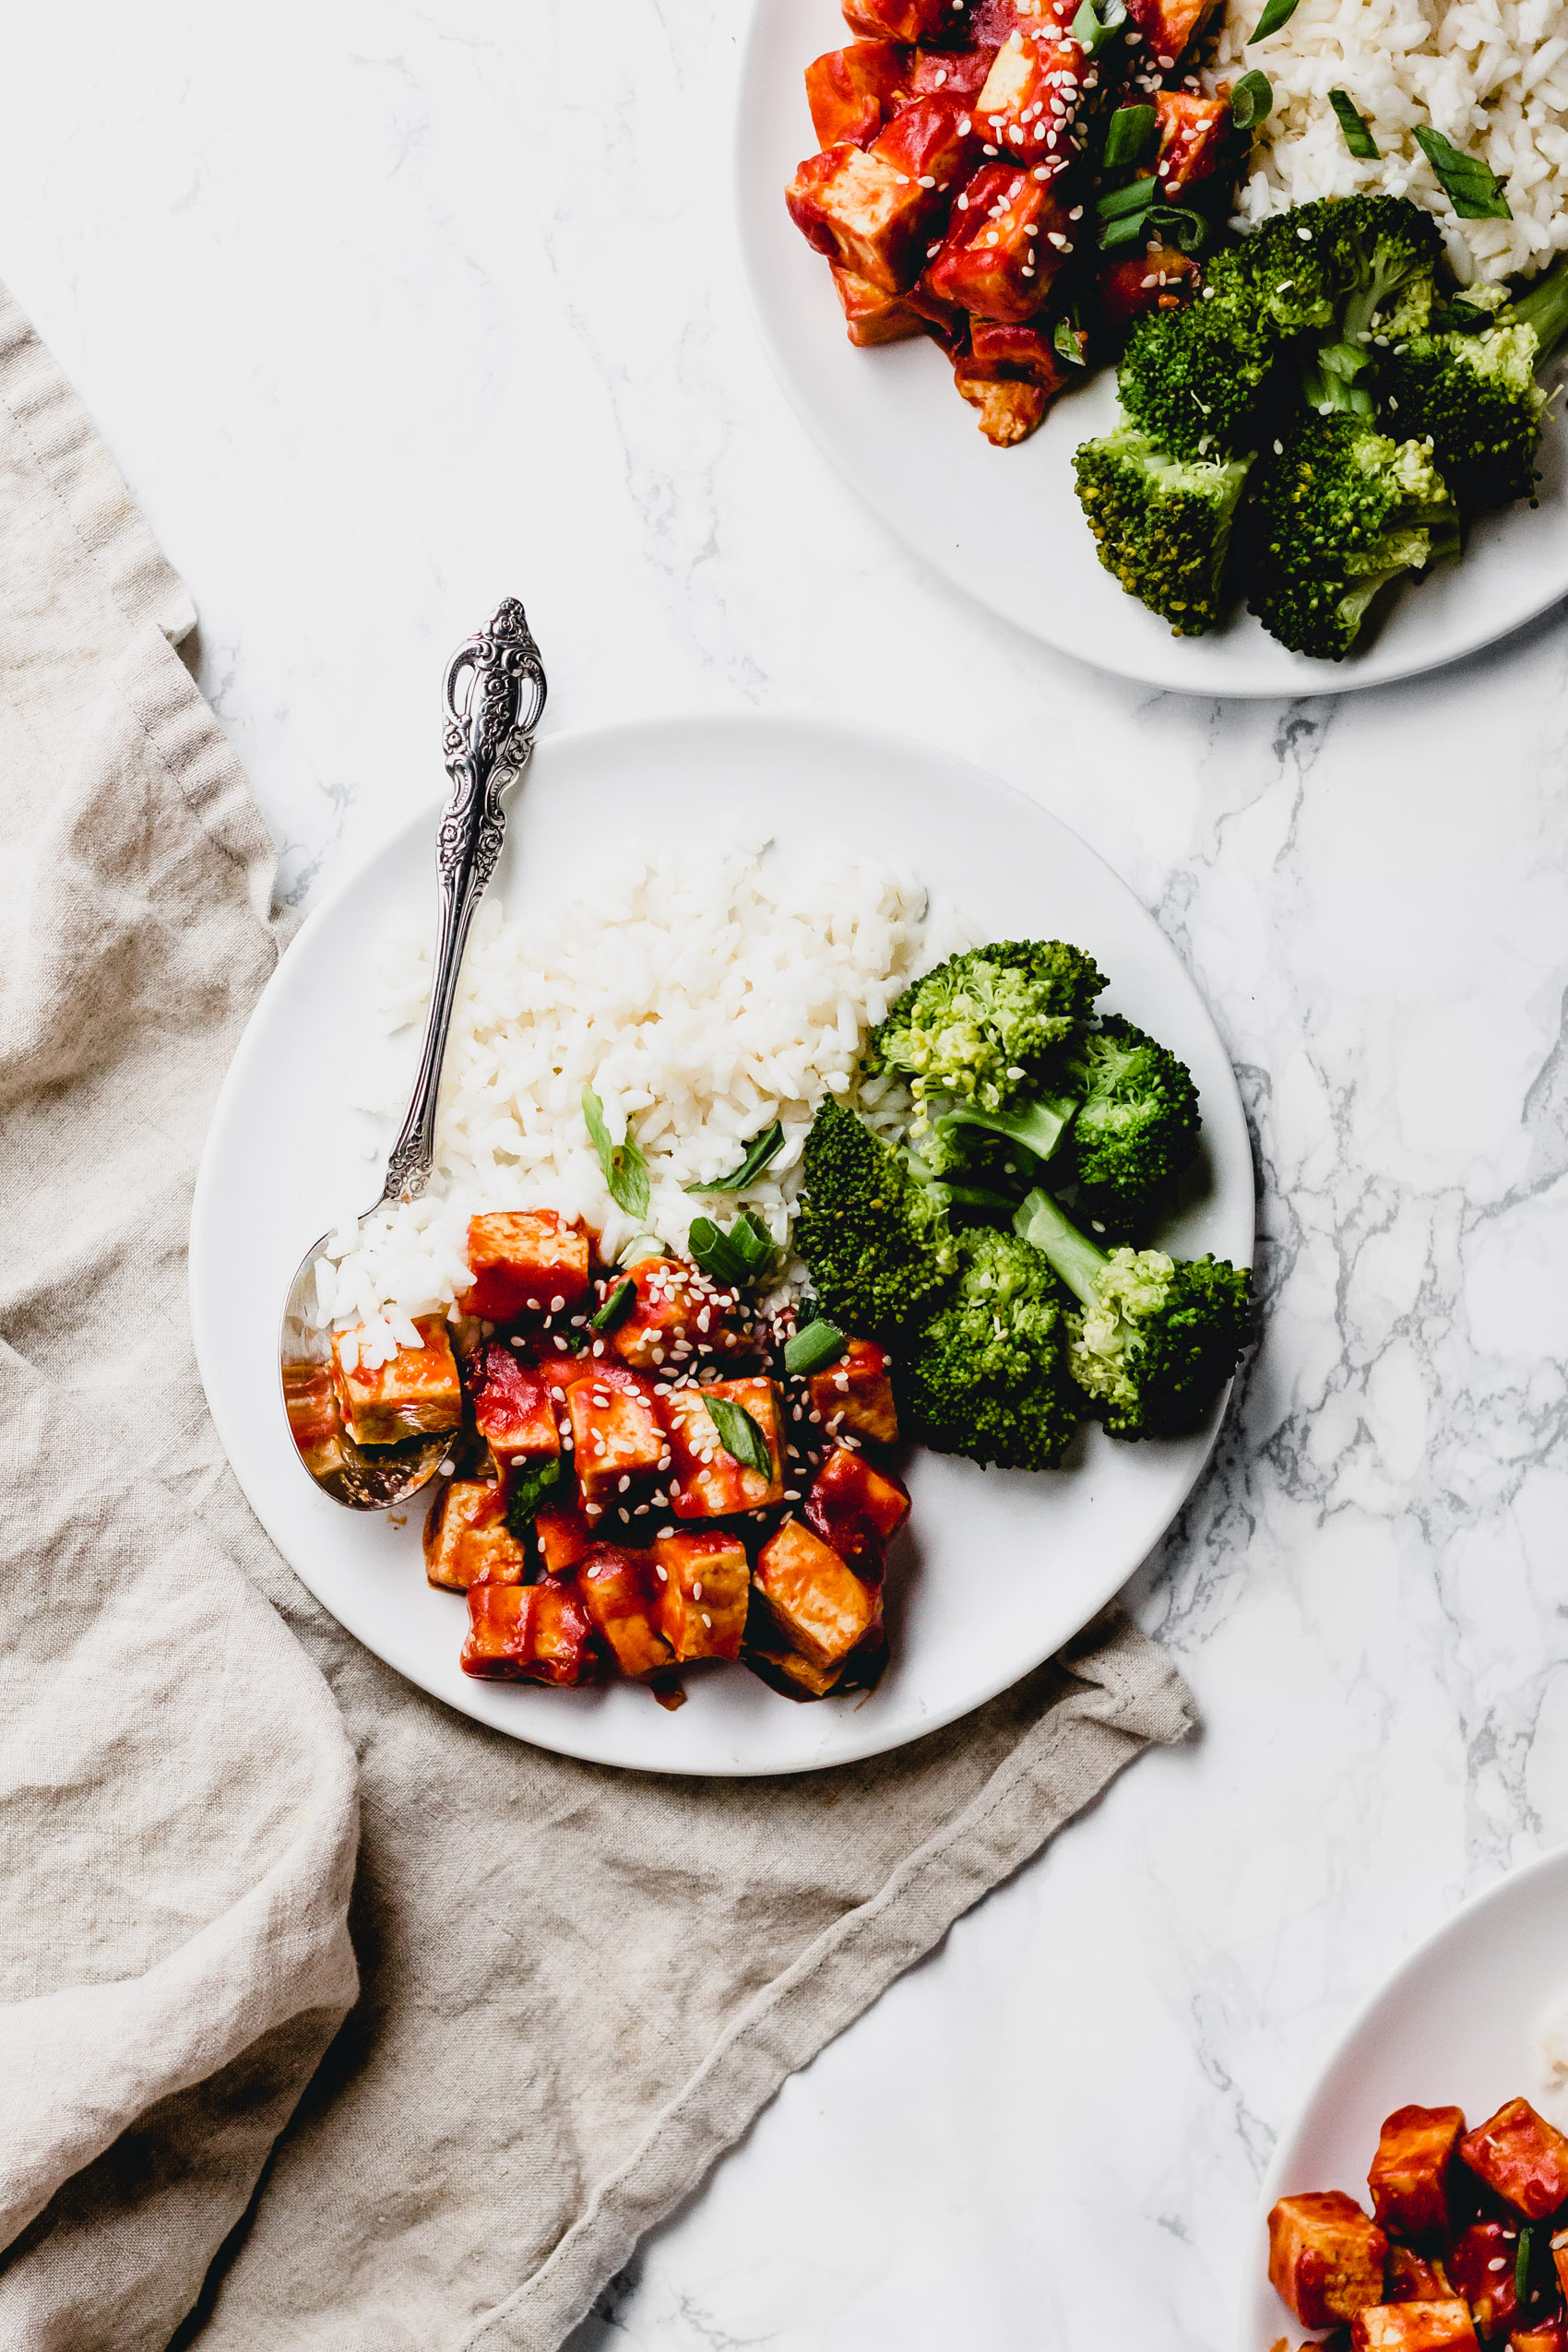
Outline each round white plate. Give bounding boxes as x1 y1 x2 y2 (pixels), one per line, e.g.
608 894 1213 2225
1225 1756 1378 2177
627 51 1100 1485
191 712 1253 1776
735 0 1568 697
1240 1843 1568 2348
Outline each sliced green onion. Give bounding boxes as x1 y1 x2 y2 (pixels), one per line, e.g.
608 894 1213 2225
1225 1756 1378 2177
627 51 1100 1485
589 1277 636 1332
686 1210 774 1290
1229 70 1273 128
1071 0 1126 56
704 1396 771 1479
1097 176 1158 222
1252 0 1300 40
683 1120 785 1194
1415 125 1512 220
1516 2224 1537 2307
1053 311 1089 366
505 1455 563 1550
1328 89 1380 159
581 1085 651 1218
783 1318 846 1379
1102 104 1158 167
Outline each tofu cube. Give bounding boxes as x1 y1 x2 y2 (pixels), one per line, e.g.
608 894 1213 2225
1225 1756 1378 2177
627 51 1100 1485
1090 242 1199 342
968 315 1075 383
1447 2220 1523 2334
974 32 1092 165
754 1518 883 1677
464 1209 591 1324
1267 2192 1387 2329
906 43 996 100
455 1485 536 1590
534 1503 596 1576
1461 2098 1568 2218
1384 2247 1452 2301
469 1340 562 1472
748 1642 846 1700
953 364 1051 443
330 1316 462 1446
1369 2106 1465 2246
843 0 960 39
808 1336 899 1445
805 1444 911 1578
806 40 909 148
565 1366 669 1518
666 1377 787 1518
424 1478 504 1591
578 1546 673 1680
1349 2306 1479 2352
1124 0 1218 62
1513 2319 1568 2352
925 160 1075 320
460 1578 597 1685
831 261 932 344
652 1529 751 1662
609 1256 751 1373
1151 89 1230 195
788 98 977 294
283 1361 345 1479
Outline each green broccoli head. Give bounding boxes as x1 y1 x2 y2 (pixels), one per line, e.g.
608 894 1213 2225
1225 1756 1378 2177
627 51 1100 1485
1374 320 1547 512
1247 414 1460 660
1116 248 1277 461
794 1098 957 1336
1065 1016 1202 1230
1066 1245 1252 1439
867 942 1106 1117
1075 412 1252 636
1245 196 1443 416
899 1228 1077 1471
1016 1189 1250 1441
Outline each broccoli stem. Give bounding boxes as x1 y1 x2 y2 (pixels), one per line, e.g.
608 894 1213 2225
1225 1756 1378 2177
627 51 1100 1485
941 1091 1078 1166
1515 251 1568 363
1014 1188 1109 1312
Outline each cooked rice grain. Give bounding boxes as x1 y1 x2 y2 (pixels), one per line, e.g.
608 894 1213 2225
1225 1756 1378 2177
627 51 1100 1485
1209 0 1568 280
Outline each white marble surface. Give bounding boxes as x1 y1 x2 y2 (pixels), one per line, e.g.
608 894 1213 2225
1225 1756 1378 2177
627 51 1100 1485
10 6 1568 2346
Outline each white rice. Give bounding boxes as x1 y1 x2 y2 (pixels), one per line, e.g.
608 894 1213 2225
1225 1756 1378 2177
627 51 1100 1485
1209 0 1568 280
315 844 955 1365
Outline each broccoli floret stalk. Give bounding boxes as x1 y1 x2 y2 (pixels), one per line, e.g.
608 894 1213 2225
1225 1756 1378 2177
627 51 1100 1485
1015 1189 1251 1440
904 1091 1075 1213
1075 415 1253 636
867 942 1106 1119
1065 1016 1202 1229
1248 414 1460 660
794 1099 957 1336
899 1229 1078 1470
937 1089 1078 1166
1116 247 1277 462
1374 250 1568 511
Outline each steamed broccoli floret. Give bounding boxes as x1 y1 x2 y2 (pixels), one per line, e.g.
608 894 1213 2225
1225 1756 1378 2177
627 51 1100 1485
867 942 1106 1117
899 1228 1078 1470
1248 413 1460 659
1372 252 1568 511
1075 413 1253 636
1246 196 1443 414
794 1098 957 1336
1065 1016 1202 1230
1016 1189 1250 1440
1116 247 1277 461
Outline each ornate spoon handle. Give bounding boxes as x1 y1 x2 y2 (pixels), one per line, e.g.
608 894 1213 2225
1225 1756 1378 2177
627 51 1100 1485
379 598 547 1206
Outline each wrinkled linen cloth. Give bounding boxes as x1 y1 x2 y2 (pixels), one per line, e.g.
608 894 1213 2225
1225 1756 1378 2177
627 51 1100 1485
0 279 1198 2352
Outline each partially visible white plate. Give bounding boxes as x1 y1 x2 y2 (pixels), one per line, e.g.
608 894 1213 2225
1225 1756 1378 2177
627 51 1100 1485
1241 1844 1568 2348
735 0 1568 697
191 712 1253 1776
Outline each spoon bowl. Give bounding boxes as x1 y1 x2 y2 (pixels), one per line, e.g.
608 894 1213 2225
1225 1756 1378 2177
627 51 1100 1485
277 599 547 1511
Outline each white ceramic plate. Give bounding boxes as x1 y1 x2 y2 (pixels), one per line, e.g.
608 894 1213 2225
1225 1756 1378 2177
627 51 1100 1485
1241 1844 1568 2348
735 0 1568 697
191 712 1253 1776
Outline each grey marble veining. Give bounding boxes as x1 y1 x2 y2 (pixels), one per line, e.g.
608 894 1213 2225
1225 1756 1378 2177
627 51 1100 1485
9 5 1568 2346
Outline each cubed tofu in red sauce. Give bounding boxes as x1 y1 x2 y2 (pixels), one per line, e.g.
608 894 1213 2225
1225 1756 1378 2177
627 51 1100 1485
1267 2192 1388 2330
331 1316 462 1446
665 1376 787 1518
806 39 909 147
754 1517 883 1678
924 159 1075 320
652 1529 751 1662
1350 2305 1479 2352
1370 2106 1465 2247
577 1545 673 1680
974 31 1095 166
469 1340 562 1470
1461 2099 1568 2220
464 1209 591 1324
460 1578 596 1684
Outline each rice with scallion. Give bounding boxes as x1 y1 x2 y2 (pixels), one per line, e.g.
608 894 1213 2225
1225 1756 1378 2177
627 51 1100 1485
1209 0 1568 281
315 846 958 1366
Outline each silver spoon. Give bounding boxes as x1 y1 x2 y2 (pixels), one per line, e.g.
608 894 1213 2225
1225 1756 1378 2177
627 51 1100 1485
279 598 548 1509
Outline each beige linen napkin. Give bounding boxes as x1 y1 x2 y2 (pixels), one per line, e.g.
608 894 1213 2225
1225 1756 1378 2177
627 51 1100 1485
0 279 1197 2352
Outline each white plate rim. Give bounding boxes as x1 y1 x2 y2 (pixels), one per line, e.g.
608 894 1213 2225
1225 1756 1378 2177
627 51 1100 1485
191 706 1254 1776
1237 1839 1568 2349
732 0 1568 700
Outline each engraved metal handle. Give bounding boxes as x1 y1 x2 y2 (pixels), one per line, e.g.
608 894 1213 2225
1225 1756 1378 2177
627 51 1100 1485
379 598 547 1206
